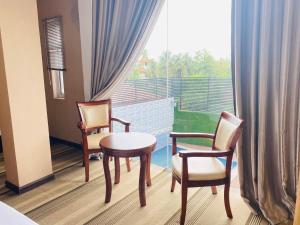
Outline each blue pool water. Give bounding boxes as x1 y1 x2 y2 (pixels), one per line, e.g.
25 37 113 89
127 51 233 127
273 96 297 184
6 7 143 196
151 145 238 169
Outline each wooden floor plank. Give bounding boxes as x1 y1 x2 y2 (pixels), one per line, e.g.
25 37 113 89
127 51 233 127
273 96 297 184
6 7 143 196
177 187 250 225
27 163 164 225
0 158 129 213
0 144 82 196
86 170 200 225
0 143 271 225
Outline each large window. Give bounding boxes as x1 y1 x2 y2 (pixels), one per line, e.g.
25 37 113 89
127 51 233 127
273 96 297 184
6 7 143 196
43 16 66 99
112 0 232 167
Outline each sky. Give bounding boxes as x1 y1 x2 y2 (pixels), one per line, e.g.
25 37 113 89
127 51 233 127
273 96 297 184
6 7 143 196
145 0 231 60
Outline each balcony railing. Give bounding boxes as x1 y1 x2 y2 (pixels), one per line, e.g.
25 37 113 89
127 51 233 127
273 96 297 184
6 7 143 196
112 77 233 114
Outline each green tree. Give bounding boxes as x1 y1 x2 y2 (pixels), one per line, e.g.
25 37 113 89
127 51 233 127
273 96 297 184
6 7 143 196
127 49 231 79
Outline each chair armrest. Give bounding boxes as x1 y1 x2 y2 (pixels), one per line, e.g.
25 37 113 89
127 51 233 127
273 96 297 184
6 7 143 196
178 150 232 158
111 117 131 126
77 122 87 134
170 132 215 139
170 132 215 156
77 121 85 130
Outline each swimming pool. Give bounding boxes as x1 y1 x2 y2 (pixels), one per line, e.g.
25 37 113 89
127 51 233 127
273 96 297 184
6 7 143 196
151 145 238 169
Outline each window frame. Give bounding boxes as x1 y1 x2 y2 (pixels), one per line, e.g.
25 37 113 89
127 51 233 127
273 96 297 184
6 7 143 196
43 16 66 99
51 70 65 99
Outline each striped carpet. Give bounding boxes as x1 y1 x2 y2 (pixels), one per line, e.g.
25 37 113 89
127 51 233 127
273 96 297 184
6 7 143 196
0 144 83 196
0 144 271 225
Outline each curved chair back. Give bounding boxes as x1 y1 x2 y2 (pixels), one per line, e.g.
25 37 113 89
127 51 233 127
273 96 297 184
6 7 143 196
77 99 112 132
212 112 243 151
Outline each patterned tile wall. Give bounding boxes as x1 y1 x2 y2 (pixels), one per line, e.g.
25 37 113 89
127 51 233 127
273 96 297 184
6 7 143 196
112 98 175 136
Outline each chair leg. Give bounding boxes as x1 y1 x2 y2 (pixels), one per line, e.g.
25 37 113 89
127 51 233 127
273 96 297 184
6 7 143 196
126 157 131 172
146 154 151 186
82 150 85 167
211 186 217 194
171 175 176 192
224 183 233 218
83 152 89 182
180 183 188 225
114 156 120 184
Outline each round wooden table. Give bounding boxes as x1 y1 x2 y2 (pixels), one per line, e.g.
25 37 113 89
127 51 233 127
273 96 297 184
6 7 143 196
100 132 157 207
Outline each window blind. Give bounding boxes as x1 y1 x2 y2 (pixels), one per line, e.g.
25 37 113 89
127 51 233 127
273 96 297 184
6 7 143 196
44 17 65 71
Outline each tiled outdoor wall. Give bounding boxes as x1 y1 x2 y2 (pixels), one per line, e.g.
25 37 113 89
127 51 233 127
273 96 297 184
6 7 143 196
112 98 174 136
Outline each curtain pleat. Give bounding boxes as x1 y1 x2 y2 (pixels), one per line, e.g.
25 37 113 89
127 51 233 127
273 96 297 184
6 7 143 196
294 176 300 225
232 0 300 224
91 0 165 100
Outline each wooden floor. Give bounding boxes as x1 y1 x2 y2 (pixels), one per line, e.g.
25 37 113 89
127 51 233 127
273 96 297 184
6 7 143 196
0 144 270 225
0 144 83 196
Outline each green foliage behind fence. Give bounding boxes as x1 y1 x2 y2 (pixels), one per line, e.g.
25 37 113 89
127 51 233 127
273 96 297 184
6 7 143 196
112 76 234 147
173 107 219 147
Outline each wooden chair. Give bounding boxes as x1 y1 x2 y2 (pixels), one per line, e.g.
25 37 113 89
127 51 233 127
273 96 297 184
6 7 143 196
170 111 243 225
76 99 131 182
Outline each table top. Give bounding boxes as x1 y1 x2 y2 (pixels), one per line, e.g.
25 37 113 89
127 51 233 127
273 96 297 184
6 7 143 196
100 132 157 156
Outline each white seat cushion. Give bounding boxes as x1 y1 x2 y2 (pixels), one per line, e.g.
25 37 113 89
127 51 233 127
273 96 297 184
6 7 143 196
172 154 226 181
87 132 111 149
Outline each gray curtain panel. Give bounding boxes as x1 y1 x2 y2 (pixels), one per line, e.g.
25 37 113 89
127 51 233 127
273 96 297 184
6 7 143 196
91 0 165 100
232 0 300 224
295 177 300 225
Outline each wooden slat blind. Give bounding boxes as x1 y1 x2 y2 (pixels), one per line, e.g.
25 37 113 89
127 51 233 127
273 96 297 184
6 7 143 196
44 17 66 71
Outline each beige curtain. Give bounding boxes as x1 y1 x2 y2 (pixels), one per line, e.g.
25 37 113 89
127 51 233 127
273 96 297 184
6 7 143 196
232 0 300 224
91 0 165 100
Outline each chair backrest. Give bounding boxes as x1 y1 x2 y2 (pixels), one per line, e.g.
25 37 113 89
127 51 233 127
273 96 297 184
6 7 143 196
212 112 243 151
77 99 112 131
